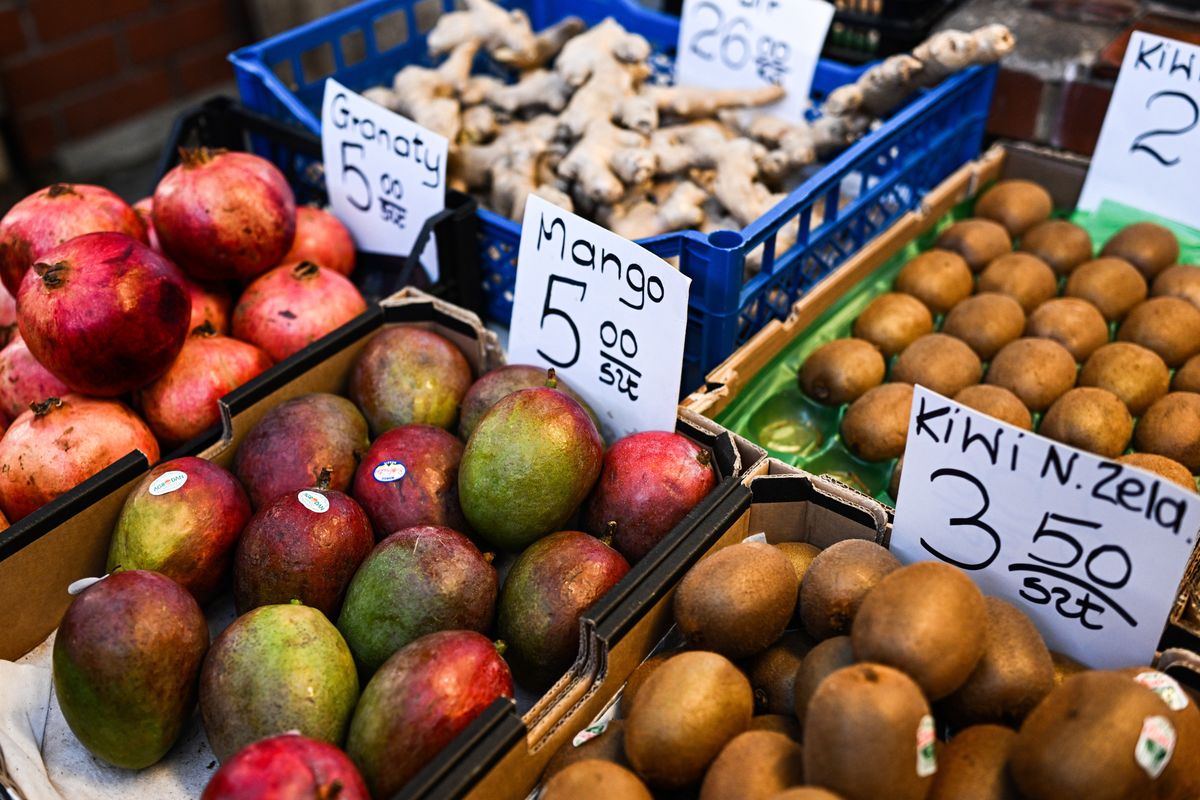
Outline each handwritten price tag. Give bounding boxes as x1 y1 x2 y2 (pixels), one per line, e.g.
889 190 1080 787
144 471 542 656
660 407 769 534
508 195 691 442
1078 32 1200 228
674 0 833 120
892 386 1200 668
321 78 447 280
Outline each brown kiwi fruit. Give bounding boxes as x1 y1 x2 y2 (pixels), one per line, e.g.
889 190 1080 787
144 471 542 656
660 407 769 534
975 179 1053 236
798 338 886 405
852 292 934 357
1151 263 1200 310
1020 219 1094 274
625 651 753 789
888 457 903 500
798 539 900 640
941 292 1026 360
1120 668 1200 800
1134 392 1200 472
928 725 1020 800
976 252 1058 314
1050 651 1085 686
803 664 933 800
1117 453 1197 493
1009 671 1176 800
1174 354 1200 393
986 338 1078 412
1078 342 1170 416
939 598 1054 727
674 541 798 659
953 384 1033 430
1065 257 1148 321
542 759 651 800
1117 297 1200 367
620 654 669 717
792 635 856 726
1038 387 1133 458
746 630 815 715
769 790 845 800
699 731 805 800
544 720 629 779
776 542 821 586
750 714 802 742
1101 221 1181 280
890 333 982 397
893 249 974 314
840 383 914 462
1025 297 1110 361
936 218 1013 272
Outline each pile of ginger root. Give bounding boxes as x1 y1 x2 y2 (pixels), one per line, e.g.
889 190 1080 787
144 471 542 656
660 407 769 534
364 1 1014 246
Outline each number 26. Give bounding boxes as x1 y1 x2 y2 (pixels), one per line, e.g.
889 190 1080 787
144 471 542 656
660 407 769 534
1130 90 1199 167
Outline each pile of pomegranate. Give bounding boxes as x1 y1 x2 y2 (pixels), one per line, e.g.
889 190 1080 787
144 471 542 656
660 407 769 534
0 149 367 528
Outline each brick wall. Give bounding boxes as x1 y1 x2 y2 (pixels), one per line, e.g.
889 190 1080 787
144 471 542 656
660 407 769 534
0 0 252 166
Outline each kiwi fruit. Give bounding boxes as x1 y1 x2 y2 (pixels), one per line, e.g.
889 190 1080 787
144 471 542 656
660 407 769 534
851 561 987 700
799 338 886 405
674 541 798 659
1050 651 1086 687
792 635 856 725
776 541 821 586
941 292 1026 360
936 218 1013 272
953 384 1033 430
1117 453 1196 493
1009 671 1176 800
1025 297 1109 361
769 789 845 800
803 663 933 800
928 725 1020 800
1134 392 1200 472
750 714 802 742
699 731 805 800
1078 342 1170 416
840 383 914 462
625 651 753 789
1175 355 1200 393
1151 263 1200 310
976 252 1058 314
1101 222 1181 280
1038 387 1133 458
798 539 900 640
851 292 934 357
986 338 1078 412
975 179 1053 236
888 457 903 500
621 654 669 717
890 333 982 397
1121 668 1200 800
542 759 651 800
893 249 974 314
1117 297 1200 367
1020 219 1094 274
544 720 629 779
1065 257 1148 321
746 630 815 714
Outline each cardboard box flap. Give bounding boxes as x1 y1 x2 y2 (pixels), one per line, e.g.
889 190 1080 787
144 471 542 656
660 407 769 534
747 471 890 550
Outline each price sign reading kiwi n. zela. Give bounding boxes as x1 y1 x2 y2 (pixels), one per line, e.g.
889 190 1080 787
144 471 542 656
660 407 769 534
892 386 1200 668
508 195 691 443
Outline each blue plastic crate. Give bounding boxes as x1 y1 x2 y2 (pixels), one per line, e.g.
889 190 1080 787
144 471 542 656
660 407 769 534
229 0 996 393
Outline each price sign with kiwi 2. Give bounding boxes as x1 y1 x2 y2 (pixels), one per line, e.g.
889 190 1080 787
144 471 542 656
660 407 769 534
891 386 1200 668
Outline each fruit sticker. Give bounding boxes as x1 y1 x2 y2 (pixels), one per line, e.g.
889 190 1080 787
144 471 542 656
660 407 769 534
373 460 407 483
149 470 188 496
572 720 610 747
1135 671 1190 710
1135 715 1176 779
915 714 937 777
298 490 330 514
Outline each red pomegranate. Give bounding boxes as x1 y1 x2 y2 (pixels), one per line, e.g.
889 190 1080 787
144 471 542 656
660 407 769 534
232 261 368 363
0 332 70 421
136 323 272 446
0 395 159 522
281 206 356 276
0 283 15 340
0 183 146 295
184 278 232 333
201 733 369 800
133 196 161 251
153 149 296 281
17 232 191 396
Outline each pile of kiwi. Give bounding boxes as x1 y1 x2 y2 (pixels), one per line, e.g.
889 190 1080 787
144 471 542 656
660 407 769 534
795 177 1200 497
539 537 1200 799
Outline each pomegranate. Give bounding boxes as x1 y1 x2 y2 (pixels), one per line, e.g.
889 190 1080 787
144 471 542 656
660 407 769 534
0 395 160 522
133 196 161 251
0 183 146 295
281 206 356 276
201 734 370 800
136 323 272 446
185 278 232 333
0 332 70 421
0 283 15 344
17 232 190 396
153 148 295 281
232 261 367 363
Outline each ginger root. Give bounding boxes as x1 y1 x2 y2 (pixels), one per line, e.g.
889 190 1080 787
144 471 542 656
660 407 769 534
427 0 539 65
605 181 709 240
559 119 655 205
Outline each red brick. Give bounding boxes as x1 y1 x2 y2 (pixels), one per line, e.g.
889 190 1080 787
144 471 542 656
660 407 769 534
29 0 149 42
1058 80 1112 157
0 7 26 57
11 112 58 163
176 36 238 93
2 34 120 110
62 68 171 137
125 0 238 65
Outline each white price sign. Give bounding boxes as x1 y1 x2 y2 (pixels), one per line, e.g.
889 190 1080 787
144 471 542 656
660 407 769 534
674 0 834 120
509 195 691 442
1079 32 1200 228
893 386 1200 669
321 78 447 280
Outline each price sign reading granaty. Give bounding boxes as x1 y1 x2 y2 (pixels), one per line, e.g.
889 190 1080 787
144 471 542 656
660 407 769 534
892 386 1200 669
321 78 447 280
508 195 691 442
674 0 834 120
